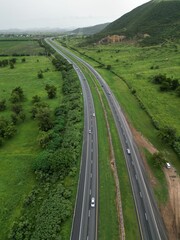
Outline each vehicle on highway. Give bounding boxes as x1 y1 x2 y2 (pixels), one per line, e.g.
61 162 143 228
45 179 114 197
126 148 131 155
91 197 95 207
89 129 91 134
92 113 95 117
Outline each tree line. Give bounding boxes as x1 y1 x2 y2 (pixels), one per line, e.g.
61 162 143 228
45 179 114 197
9 54 83 239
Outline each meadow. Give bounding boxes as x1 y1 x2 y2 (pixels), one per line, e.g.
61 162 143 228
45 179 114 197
0 40 45 55
58 37 180 206
68 41 180 135
0 55 63 239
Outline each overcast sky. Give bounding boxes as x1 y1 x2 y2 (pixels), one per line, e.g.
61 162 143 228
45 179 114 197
0 0 150 30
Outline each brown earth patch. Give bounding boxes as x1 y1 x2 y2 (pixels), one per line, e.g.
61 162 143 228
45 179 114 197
162 167 180 239
128 122 180 240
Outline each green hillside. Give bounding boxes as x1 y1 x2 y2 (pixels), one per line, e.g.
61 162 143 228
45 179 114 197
99 0 180 44
69 23 109 35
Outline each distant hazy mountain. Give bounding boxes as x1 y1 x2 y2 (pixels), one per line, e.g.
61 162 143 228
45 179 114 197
0 28 71 35
98 0 180 44
69 23 109 35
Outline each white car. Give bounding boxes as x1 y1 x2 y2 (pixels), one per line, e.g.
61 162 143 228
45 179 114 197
165 162 171 169
126 148 131 155
92 113 95 117
91 197 95 207
89 130 91 134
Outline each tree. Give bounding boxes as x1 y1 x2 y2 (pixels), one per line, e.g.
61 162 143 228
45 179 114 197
0 117 16 139
32 95 41 104
37 71 43 79
151 74 167 84
11 113 18 125
158 126 177 145
0 117 8 138
176 86 180 97
37 131 52 149
36 107 54 131
152 152 166 168
45 84 57 99
9 58 17 64
11 103 23 115
10 62 14 69
0 99 6 111
30 102 49 119
19 112 26 122
10 87 25 103
3 123 16 139
106 64 112 70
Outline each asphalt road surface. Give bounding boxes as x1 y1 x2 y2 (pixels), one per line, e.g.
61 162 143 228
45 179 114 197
46 38 168 240
45 39 98 240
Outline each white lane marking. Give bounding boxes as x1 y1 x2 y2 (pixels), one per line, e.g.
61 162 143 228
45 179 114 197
88 210 91 217
90 189 91 195
145 212 148 221
135 174 138 180
90 173 92 178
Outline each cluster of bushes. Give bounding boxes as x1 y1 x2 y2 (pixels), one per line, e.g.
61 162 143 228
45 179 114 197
0 118 16 146
0 81 59 146
0 58 17 68
0 86 27 145
9 54 83 239
158 126 180 157
151 74 180 95
9 184 72 240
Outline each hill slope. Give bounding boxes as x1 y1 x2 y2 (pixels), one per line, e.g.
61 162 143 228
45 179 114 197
69 23 109 35
99 0 180 44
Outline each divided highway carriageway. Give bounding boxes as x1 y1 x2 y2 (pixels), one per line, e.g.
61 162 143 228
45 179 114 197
46 38 168 240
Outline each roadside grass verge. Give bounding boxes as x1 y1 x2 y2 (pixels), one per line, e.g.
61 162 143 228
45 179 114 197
144 150 168 204
100 89 141 239
89 70 141 239
82 66 119 240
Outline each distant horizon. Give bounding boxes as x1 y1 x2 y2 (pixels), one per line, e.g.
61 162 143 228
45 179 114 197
0 22 109 32
0 0 150 31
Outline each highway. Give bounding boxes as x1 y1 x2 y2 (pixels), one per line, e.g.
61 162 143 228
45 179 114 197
46 39 168 240
45 39 98 240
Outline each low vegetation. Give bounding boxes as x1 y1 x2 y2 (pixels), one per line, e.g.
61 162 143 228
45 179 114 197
0 40 45 56
0 39 83 239
57 37 180 210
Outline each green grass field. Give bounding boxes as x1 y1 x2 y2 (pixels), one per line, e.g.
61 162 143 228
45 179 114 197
0 55 62 239
0 40 45 55
58 38 180 206
82 67 120 239
70 41 180 136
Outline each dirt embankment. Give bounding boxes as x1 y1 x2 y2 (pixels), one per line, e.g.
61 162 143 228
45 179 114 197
130 125 180 240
